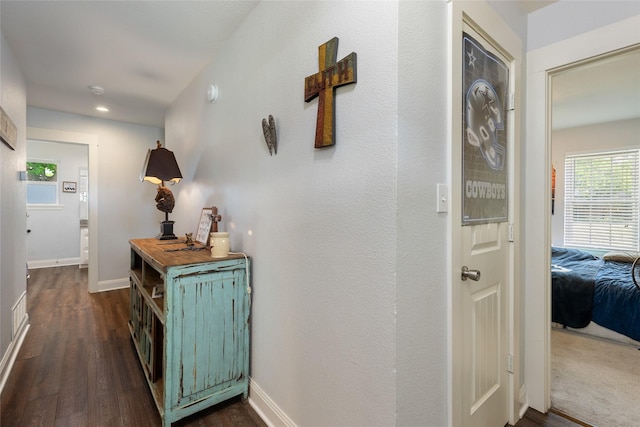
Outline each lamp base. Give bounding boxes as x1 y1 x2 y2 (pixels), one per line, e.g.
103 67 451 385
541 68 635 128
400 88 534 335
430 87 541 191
157 220 177 240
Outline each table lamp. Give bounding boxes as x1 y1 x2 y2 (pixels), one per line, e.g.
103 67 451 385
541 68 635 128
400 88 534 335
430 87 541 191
140 140 183 240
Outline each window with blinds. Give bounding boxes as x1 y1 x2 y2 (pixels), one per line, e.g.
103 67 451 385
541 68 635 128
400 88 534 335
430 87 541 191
26 160 59 205
564 149 639 251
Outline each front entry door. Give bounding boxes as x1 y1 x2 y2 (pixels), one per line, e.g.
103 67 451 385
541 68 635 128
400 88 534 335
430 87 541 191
450 2 521 426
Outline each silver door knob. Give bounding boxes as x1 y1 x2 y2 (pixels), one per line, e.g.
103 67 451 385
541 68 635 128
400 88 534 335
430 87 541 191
461 266 481 281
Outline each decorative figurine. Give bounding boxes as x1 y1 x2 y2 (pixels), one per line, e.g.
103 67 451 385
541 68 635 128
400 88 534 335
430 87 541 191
155 185 175 213
208 207 222 233
262 115 277 155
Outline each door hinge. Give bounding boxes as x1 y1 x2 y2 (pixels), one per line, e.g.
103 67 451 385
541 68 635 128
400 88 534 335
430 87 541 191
508 223 514 242
507 354 514 373
507 92 515 111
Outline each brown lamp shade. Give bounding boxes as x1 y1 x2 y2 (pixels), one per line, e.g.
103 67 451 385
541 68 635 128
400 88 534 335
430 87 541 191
140 141 182 240
140 141 182 185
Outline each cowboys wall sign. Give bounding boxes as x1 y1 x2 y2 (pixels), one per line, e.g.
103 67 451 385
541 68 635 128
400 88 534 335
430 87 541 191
462 32 509 225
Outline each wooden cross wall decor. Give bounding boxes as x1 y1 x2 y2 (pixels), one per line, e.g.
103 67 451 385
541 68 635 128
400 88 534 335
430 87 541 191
304 37 357 148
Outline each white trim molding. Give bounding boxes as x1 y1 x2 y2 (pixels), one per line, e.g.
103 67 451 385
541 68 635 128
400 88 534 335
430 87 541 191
248 378 297 427
0 316 30 395
27 257 81 269
98 277 130 293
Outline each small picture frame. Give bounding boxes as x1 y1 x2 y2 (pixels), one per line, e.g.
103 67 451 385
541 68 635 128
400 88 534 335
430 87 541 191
62 181 77 193
195 207 214 246
152 285 164 299
0 106 17 150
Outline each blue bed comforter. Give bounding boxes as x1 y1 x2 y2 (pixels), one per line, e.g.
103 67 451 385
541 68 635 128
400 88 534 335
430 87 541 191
551 247 640 341
551 247 602 328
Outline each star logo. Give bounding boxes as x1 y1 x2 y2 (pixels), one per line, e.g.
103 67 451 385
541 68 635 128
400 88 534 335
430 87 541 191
479 86 495 117
467 49 476 69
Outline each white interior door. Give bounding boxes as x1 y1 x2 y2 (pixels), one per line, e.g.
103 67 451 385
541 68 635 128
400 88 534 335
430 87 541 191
450 2 521 426
79 167 89 267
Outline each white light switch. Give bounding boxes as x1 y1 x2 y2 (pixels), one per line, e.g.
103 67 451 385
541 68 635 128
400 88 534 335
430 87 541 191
436 183 448 213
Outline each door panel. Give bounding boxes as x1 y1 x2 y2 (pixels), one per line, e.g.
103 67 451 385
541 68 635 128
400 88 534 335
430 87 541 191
462 222 508 426
450 2 521 425
471 284 499 413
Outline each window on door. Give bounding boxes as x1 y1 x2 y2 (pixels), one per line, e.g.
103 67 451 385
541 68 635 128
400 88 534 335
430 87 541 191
564 149 639 252
26 160 59 205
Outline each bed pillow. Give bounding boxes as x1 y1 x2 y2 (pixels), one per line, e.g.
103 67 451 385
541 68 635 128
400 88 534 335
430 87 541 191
602 251 640 263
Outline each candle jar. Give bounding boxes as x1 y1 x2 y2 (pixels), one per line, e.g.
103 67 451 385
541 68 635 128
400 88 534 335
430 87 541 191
210 232 230 258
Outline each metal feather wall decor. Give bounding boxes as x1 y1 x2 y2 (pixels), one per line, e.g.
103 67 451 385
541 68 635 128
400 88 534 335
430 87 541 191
262 115 277 155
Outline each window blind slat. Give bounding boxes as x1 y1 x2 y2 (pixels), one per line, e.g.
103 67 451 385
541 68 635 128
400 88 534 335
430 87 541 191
564 149 639 252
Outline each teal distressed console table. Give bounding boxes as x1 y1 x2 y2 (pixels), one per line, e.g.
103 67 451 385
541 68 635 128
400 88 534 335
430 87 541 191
128 238 250 426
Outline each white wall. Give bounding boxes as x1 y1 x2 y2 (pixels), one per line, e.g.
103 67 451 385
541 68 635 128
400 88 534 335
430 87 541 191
0 31 27 366
26 140 88 266
551 118 640 247
397 1 449 425
27 107 163 285
166 2 401 425
164 0 535 424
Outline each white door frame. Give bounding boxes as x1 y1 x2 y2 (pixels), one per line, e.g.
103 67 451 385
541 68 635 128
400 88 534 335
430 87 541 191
27 127 100 293
524 15 640 413
449 1 522 425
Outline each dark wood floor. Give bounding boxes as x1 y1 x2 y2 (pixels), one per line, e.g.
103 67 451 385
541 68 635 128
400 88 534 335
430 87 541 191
1 265 589 427
1 266 266 427
513 409 592 427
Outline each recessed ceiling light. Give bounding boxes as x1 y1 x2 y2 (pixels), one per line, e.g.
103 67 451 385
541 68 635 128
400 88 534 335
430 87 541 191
96 106 109 112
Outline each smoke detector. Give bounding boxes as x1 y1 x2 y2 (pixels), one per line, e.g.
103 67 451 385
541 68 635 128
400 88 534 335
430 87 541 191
88 85 105 96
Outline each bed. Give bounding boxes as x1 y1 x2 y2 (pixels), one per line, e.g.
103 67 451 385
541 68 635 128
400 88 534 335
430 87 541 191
551 246 640 343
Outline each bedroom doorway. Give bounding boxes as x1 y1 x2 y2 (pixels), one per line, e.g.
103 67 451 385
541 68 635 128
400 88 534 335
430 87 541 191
524 14 640 419
548 46 640 425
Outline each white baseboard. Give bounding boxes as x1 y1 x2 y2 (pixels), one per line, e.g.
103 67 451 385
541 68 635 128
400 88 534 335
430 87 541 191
249 378 296 427
26 260 128 293
97 277 129 293
0 315 30 394
27 257 81 269
519 384 529 418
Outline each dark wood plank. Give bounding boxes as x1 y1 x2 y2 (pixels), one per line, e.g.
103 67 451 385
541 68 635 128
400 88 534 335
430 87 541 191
0 356 38 425
18 393 58 427
56 337 88 418
54 411 88 427
27 329 67 401
88 339 123 427
117 386 161 427
513 408 593 427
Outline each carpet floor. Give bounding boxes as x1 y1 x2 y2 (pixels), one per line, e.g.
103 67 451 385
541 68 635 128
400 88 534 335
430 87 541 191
551 327 640 427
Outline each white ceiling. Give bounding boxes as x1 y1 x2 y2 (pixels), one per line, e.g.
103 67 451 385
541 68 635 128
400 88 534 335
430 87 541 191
2 1 638 130
552 48 640 130
518 1 558 13
1 1 259 127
